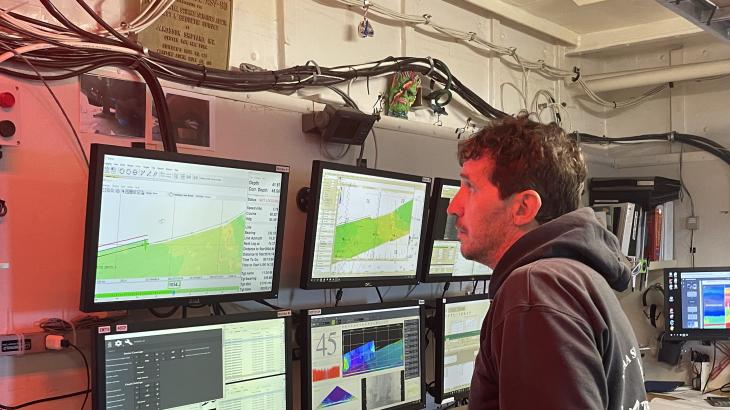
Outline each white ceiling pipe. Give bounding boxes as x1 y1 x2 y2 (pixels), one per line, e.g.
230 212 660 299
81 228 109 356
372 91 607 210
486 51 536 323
580 58 730 93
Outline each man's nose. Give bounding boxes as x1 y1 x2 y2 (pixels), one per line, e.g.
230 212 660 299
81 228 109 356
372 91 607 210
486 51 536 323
447 190 462 216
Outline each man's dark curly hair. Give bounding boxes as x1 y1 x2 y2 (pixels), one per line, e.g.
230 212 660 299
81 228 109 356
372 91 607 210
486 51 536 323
458 115 587 224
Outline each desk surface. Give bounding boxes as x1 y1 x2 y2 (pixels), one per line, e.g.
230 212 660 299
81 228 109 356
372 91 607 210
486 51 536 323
649 388 730 409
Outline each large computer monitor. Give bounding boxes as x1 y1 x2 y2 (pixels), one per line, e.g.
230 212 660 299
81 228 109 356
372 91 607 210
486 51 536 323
80 144 289 312
301 161 430 289
433 294 490 404
302 301 426 410
93 311 293 410
665 267 730 340
421 178 492 283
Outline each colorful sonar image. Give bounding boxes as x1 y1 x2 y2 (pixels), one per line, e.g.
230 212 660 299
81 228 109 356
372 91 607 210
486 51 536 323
97 214 245 279
312 366 341 382
310 167 427 281
342 324 404 376
702 285 730 328
332 200 413 261
318 386 356 408
309 306 423 410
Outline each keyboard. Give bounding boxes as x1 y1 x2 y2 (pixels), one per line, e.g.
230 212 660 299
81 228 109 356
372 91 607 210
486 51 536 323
706 396 730 407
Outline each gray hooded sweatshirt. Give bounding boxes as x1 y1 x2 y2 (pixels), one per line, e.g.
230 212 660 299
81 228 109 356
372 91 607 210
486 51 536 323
469 207 648 410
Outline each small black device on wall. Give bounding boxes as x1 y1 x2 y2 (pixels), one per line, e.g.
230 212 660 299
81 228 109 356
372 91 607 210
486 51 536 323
302 104 377 145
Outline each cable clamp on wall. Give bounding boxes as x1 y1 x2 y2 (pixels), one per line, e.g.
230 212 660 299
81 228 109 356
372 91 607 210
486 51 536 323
425 56 435 77
197 65 207 87
571 66 581 82
467 31 477 42
668 131 676 142
305 59 322 84
422 14 432 24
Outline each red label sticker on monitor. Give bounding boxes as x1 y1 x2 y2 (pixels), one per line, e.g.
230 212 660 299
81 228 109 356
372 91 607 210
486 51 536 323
116 324 128 332
98 326 111 334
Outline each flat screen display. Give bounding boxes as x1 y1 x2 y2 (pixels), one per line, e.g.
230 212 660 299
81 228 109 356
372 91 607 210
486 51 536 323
421 178 492 282
303 302 425 410
301 161 430 288
80 144 288 311
94 311 292 410
666 267 730 340
435 295 491 403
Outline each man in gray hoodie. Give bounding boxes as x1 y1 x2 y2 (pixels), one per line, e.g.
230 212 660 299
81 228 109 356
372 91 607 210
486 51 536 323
448 115 648 409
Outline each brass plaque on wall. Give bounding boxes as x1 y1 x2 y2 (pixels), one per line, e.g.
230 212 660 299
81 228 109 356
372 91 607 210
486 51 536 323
137 0 232 70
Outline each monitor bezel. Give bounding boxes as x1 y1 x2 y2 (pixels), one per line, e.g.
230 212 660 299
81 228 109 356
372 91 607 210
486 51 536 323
80 143 289 312
92 310 294 410
664 266 730 341
301 300 427 410
434 293 490 404
420 178 492 283
300 160 431 289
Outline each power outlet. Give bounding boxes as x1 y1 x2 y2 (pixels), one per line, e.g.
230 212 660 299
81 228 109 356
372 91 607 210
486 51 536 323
0 332 47 355
686 215 700 230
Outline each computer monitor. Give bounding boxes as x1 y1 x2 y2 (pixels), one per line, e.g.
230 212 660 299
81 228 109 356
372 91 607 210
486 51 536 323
433 294 490 404
301 161 430 289
80 144 289 312
421 178 492 283
93 311 293 410
302 301 426 410
665 267 730 340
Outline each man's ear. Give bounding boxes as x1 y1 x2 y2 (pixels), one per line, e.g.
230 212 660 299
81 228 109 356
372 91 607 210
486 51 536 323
510 189 541 227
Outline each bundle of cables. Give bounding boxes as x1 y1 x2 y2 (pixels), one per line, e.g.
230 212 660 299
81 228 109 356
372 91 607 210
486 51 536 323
0 0 510 158
573 131 730 167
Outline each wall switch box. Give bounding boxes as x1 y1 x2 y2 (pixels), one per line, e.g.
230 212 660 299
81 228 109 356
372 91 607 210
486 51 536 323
686 215 699 230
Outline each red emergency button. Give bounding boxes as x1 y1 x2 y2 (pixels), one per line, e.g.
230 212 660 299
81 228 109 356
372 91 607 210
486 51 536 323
0 92 15 108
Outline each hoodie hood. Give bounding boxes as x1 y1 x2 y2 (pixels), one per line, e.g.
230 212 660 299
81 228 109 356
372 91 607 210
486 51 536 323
489 207 632 296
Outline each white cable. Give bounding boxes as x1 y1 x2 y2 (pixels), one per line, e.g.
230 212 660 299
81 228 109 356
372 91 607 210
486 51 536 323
0 43 55 63
326 0 662 110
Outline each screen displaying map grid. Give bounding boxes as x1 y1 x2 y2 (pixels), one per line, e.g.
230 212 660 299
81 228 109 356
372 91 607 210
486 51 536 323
308 167 428 285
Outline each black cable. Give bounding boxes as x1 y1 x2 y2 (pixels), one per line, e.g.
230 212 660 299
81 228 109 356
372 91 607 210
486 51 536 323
256 300 281 310
148 306 179 318
72 0 143 52
0 41 89 166
441 282 450 299
335 288 343 307
375 286 384 303
38 0 121 47
0 198 6 217
574 132 730 166
1 340 94 410
67 342 90 410
704 382 730 394
703 341 717 394
216 302 227 315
